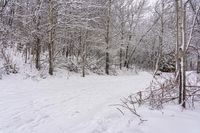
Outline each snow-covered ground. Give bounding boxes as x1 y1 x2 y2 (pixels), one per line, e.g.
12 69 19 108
0 72 200 133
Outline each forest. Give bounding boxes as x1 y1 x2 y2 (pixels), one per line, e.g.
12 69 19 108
0 0 200 133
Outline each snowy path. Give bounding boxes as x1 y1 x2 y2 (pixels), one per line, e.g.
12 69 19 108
1 72 200 133
0 72 152 133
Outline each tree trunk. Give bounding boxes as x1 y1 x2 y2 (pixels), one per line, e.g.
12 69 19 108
124 35 131 69
105 51 109 75
48 0 54 75
24 46 28 63
197 55 200 73
105 0 111 75
120 21 124 70
154 0 164 75
175 0 180 76
35 37 41 70
82 55 85 77
176 0 183 106
154 36 162 76
35 0 41 70
80 31 85 77
178 58 182 104
181 3 186 108
119 47 123 70
177 0 186 108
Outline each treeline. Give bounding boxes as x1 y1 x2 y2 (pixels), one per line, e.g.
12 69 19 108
0 0 199 78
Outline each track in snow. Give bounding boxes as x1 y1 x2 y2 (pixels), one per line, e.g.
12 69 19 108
0 72 152 133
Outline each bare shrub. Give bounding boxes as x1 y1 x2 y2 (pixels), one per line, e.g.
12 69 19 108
115 73 200 118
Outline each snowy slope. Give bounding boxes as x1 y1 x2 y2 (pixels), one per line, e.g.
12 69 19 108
0 72 200 133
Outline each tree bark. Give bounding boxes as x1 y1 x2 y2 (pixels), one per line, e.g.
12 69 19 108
119 48 122 70
154 0 164 75
181 3 186 108
124 35 131 69
35 37 41 70
105 0 111 75
175 0 180 76
197 55 200 73
48 0 54 75
34 0 41 71
177 0 186 108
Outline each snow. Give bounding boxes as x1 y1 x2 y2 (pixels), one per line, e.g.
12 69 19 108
0 72 200 133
